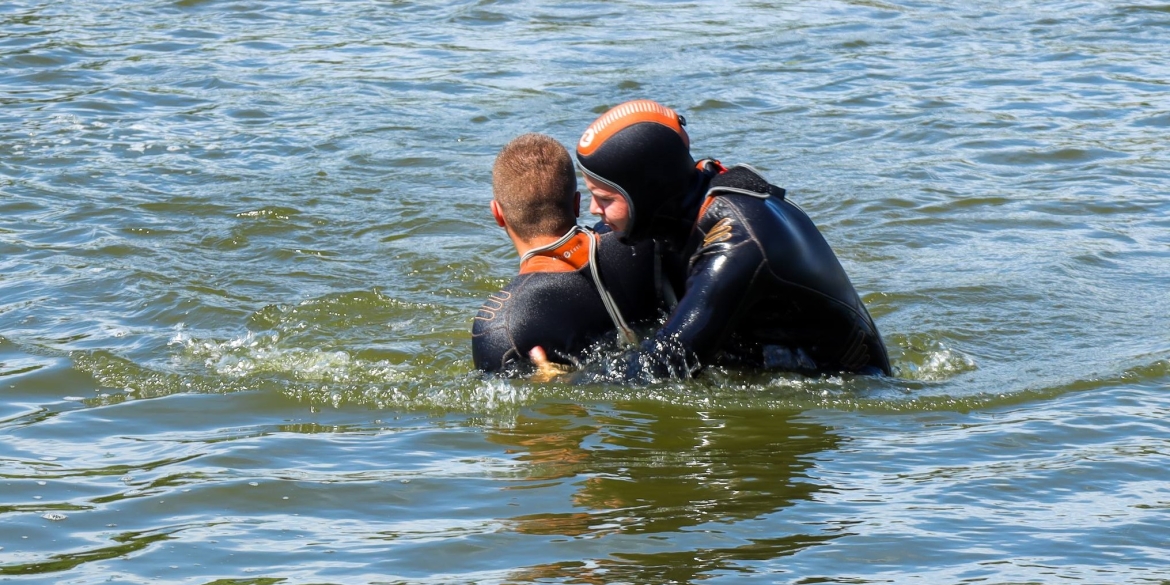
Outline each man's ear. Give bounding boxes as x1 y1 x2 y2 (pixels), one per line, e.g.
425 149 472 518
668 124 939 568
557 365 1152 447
573 191 581 218
490 200 506 227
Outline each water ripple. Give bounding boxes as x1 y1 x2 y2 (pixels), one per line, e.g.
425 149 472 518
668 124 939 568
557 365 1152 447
3 0 1170 582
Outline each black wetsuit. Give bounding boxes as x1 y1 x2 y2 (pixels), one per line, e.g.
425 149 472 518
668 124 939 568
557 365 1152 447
472 228 662 374
627 162 892 379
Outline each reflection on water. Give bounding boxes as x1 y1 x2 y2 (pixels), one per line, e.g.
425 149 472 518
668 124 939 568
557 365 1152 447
487 401 845 581
0 526 179 578
510 531 843 585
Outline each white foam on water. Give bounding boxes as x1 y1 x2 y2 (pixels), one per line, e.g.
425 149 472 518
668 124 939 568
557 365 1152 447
178 331 399 383
901 345 978 382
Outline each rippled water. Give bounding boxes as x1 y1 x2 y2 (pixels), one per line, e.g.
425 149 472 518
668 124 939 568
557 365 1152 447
2 0 1169 583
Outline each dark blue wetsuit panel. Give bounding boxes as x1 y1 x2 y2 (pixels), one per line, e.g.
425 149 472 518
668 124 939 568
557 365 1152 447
632 172 891 379
472 233 661 374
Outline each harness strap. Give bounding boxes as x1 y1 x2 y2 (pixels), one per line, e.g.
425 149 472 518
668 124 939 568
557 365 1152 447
703 163 782 200
520 226 637 345
585 227 638 345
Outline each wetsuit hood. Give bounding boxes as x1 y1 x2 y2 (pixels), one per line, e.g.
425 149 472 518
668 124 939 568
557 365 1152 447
576 100 696 243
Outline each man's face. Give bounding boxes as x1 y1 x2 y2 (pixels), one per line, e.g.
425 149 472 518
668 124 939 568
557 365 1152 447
584 176 630 234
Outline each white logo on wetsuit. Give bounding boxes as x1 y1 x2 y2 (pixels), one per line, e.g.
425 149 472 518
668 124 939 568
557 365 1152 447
563 241 582 259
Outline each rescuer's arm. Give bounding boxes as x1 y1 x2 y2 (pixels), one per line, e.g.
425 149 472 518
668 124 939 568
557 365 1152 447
622 214 765 382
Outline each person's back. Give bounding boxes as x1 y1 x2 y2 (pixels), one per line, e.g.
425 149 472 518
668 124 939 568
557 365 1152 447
471 132 663 376
472 229 660 374
667 164 890 375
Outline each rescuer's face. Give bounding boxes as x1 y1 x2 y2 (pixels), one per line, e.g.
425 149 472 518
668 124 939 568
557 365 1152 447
584 176 630 234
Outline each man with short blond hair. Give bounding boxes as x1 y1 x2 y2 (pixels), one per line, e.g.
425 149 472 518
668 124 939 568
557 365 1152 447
490 133 578 241
471 133 663 375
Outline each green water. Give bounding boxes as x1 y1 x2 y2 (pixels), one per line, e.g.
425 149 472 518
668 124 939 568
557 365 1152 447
2 0 1169 583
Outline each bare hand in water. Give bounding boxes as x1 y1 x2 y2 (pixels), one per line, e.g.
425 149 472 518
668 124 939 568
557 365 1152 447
528 346 574 382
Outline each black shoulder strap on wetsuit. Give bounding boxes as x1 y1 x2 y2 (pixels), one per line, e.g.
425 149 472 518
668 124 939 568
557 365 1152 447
520 226 638 345
704 163 786 200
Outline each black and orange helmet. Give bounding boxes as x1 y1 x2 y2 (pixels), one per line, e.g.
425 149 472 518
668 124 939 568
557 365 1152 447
575 100 694 242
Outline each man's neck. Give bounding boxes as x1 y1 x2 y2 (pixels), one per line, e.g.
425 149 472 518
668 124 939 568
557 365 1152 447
513 234 570 259
513 225 596 274
511 226 577 259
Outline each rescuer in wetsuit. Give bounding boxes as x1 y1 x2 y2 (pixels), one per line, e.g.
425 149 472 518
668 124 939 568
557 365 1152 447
544 99 892 381
471 133 663 375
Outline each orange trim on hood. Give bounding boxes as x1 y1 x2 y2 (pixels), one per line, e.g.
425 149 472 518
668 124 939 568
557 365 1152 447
577 100 688 157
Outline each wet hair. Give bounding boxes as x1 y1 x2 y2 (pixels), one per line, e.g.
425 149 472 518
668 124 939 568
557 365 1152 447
492 133 578 241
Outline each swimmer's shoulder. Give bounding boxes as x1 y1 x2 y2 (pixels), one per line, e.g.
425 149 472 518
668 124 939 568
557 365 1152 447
596 230 656 263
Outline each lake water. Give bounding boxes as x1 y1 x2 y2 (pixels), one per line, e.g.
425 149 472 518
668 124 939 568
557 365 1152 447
2 0 1169 583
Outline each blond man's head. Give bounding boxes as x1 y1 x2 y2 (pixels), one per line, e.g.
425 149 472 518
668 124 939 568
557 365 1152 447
492 133 578 240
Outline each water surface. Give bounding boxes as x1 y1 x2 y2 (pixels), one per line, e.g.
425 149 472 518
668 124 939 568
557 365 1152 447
2 0 1169 583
